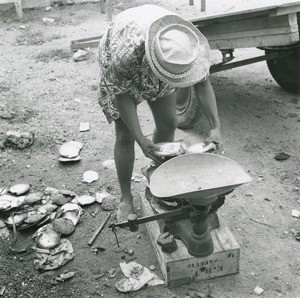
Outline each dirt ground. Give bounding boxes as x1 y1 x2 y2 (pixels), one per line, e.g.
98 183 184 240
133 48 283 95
0 1 300 297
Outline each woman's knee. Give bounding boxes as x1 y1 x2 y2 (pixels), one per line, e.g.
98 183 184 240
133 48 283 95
156 115 178 133
115 119 135 145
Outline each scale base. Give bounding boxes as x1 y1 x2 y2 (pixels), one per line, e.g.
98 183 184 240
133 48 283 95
140 191 240 287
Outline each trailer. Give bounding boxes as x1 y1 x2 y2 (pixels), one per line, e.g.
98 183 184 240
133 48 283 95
176 1 300 128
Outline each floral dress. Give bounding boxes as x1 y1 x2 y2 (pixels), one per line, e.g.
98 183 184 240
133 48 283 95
97 6 175 123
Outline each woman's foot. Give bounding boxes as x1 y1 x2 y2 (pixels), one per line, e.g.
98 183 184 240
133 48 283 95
117 200 135 223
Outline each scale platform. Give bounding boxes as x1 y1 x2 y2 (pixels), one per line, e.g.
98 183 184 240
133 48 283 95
140 191 240 287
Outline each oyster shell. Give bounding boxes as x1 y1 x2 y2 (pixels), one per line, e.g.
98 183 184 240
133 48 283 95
0 200 11 210
9 183 30 196
59 156 81 162
33 238 74 270
82 170 99 183
44 187 59 195
50 193 69 206
25 211 46 224
154 142 186 157
33 224 60 249
24 192 43 204
60 203 82 226
186 142 216 154
6 213 28 226
52 218 75 235
77 195 95 206
59 141 82 158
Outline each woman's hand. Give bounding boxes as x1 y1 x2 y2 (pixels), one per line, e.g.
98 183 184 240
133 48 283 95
206 128 223 149
139 137 164 165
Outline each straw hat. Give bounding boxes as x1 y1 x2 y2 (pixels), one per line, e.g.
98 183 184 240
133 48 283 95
145 13 211 88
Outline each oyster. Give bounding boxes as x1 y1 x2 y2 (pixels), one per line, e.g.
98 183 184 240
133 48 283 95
52 218 75 235
33 224 60 249
0 199 11 211
59 156 81 162
186 142 216 154
77 195 95 206
33 238 74 271
6 213 28 226
82 170 99 183
154 142 186 157
38 202 57 214
25 211 46 224
59 141 82 158
60 203 82 226
9 183 30 196
24 192 43 204
50 193 70 206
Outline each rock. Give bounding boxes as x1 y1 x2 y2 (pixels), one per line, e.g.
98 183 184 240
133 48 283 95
275 152 290 161
9 183 30 196
5 131 34 149
42 17 55 23
292 210 300 218
149 265 156 271
254 286 264 295
72 50 89 62
79 122 89 132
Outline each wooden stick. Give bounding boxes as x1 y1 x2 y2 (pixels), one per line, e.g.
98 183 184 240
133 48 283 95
88 212 112 246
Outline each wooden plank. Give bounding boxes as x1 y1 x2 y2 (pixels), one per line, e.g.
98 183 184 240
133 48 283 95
269 3 300 16
140 192 240 286
208 32 299 50
71 35 102 44
0 0 14 4
70 40 100 51
190 1 300 24
197 13 297 34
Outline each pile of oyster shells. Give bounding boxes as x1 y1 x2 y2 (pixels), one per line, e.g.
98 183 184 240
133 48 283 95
0 183 111 270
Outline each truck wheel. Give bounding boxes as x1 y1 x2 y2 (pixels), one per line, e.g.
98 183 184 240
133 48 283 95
176 86 200 129
266 47 300 94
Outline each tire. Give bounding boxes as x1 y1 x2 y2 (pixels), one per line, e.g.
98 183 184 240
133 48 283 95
266 46 300 94
176 86 200 129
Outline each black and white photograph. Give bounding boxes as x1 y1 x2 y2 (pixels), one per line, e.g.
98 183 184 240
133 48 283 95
0 0 299 297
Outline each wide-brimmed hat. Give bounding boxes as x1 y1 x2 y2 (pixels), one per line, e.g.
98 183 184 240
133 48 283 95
145 13 210 88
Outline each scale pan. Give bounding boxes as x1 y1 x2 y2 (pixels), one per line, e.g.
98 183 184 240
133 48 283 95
150 153 252 203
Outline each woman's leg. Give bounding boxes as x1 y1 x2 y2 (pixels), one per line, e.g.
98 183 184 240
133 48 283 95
148 91 178 143
114 117 135 222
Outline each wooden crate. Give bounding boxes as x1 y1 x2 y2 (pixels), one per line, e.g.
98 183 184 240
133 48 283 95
140 192 240 287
